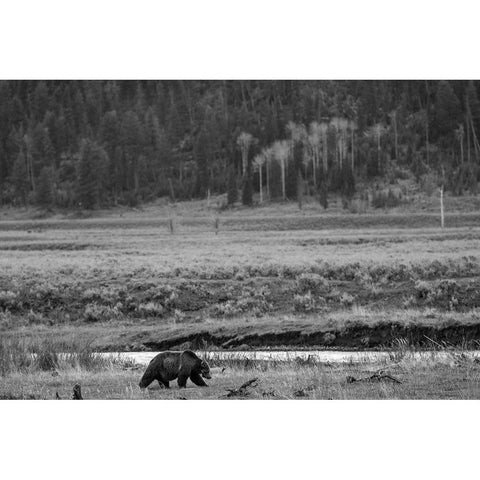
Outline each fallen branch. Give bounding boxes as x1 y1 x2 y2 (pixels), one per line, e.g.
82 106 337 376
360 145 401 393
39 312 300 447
222 378 259 398
346 373 402 384
423 335 445 349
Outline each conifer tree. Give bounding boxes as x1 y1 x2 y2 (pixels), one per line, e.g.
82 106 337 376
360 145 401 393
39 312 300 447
242 170 253 206
10 152 29 204
77 140 108 209
227 167 238 206
36 166 53 207
434 81 461 138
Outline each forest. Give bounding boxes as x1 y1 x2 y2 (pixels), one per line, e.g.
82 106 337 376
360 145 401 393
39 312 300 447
0 80 479 209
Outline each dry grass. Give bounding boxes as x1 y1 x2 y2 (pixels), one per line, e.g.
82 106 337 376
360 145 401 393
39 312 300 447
1 355 479 400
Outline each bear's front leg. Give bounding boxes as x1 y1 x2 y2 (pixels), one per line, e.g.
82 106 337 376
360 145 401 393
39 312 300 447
177 374 189 388
190 373 208 387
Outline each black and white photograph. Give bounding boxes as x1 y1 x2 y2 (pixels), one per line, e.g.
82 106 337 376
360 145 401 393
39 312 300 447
1 78 480 400
1 1 479 479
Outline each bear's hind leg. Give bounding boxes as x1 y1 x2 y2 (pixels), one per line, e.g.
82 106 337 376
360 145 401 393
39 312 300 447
190 373 208 387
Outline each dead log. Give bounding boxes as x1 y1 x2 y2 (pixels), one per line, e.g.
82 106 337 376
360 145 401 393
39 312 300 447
346 373 402 384
222 378 259 398
72 384 83 400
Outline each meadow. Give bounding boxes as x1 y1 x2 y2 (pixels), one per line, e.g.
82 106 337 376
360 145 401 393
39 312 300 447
1 337 479 400
1 197 480 398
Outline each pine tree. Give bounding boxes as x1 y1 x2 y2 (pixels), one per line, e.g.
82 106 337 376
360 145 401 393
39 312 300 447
466 81 480 160
36 166 53 207
227 168 238 206
10 152 29 204
120 110 144 195
242 172 253 206
32 81 49 122
77 140 107 209
194 126 210 198
341 166 356 201
434 81 461 138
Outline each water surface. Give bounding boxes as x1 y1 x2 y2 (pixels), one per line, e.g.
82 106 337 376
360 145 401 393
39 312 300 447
103 350 480 366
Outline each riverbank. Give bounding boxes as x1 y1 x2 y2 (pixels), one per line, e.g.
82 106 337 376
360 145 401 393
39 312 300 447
2 353 479 400
4 307 480 352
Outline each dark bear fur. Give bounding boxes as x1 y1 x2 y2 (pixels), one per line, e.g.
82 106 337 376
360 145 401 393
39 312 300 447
139 350 211 389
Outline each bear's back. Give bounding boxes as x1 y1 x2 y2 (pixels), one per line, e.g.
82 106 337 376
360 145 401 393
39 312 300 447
161 352 183 380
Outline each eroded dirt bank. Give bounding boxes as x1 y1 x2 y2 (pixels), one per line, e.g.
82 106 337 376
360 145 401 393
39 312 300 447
114 321 480 351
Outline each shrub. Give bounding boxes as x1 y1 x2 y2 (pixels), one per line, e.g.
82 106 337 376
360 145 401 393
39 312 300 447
414 279 462 308
322 332 336 345
371 188 402 208
137 302 164 318
212 301 241 317
83 303 122 322
296 273 329 293
212 286 272 317
339 292 355 307
27 310 48 325
414 280 431 299
293 292 316 312
172 309 185 323
0 290 19 310
353 270 373 287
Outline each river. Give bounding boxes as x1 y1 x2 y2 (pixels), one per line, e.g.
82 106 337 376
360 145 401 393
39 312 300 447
101 350 480 365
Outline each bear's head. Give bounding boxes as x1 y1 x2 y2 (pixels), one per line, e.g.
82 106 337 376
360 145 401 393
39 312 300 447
200 359 211 379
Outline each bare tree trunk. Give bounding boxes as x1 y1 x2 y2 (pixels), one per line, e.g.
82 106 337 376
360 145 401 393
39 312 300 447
222 80 229 124
466 116 471 164
440 185 444 229
468 106 480 162
351 131 355 172
312 148 317 188
377 133 381 172
393 112 398 160
259 165 263 203
281 160 286 200
460 133 464 164
266 159 270 198
28 152 35 192
297 170 303 210
425 80 430 165
323 135 328 174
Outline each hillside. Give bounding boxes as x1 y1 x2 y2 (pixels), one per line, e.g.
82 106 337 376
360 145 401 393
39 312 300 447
1 80 480 212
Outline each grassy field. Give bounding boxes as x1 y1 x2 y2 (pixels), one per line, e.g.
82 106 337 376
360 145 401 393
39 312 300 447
2 341 479 400
1 199 480 398
1 200 480 350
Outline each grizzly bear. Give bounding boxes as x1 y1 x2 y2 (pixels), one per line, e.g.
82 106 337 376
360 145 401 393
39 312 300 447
139 350 211 389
